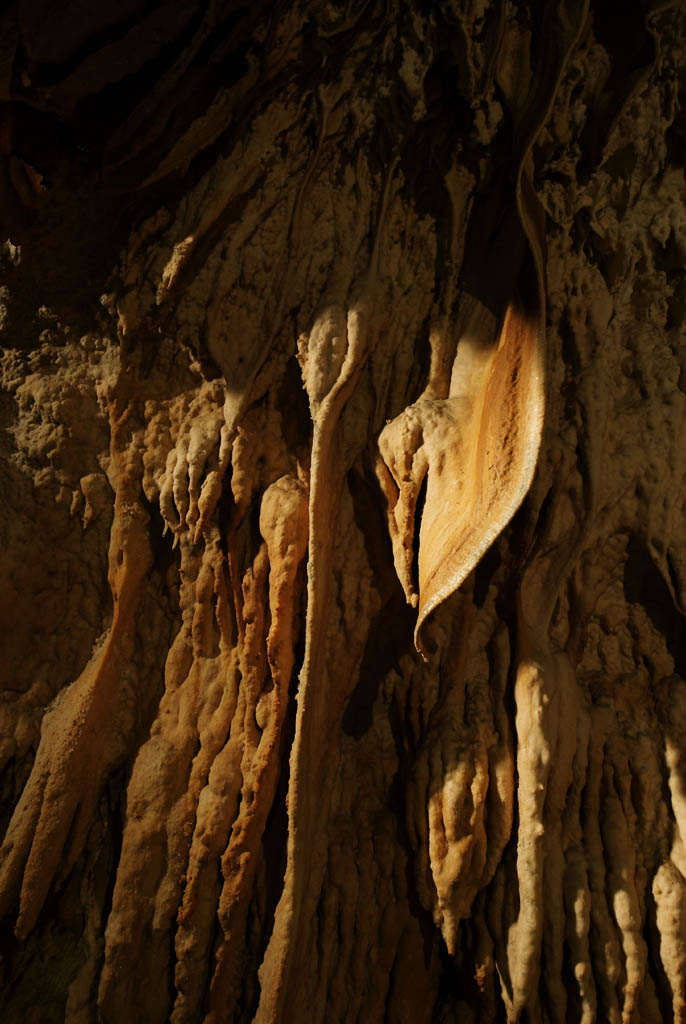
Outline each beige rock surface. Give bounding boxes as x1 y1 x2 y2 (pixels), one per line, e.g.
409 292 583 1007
0 1 685 1021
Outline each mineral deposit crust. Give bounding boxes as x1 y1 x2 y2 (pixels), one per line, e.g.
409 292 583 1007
0 2 685 1022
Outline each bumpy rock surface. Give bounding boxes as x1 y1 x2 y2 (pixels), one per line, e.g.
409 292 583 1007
1 2 685 1021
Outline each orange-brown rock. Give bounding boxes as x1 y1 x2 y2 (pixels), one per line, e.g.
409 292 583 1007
1 2 685 1021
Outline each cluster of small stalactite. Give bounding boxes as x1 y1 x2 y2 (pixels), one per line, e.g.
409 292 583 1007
0 2 685 1022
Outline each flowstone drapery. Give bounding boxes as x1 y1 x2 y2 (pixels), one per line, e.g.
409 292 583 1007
1 2 685 1021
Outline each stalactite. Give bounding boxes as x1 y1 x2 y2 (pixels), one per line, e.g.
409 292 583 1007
0 2 685 1022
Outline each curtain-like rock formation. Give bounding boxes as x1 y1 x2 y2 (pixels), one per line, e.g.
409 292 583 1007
0 2 685 1021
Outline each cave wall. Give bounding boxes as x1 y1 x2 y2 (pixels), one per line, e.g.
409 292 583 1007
0 1 685 1021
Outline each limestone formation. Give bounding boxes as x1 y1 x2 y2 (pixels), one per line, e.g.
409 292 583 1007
0 1 685 1021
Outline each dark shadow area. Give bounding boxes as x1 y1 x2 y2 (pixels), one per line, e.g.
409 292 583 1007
342 464 416 739
624 535 686 677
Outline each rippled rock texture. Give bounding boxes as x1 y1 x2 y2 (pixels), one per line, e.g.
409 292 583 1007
1 1 685 1021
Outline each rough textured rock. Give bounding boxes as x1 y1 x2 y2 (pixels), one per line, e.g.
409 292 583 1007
0 1 685 1021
